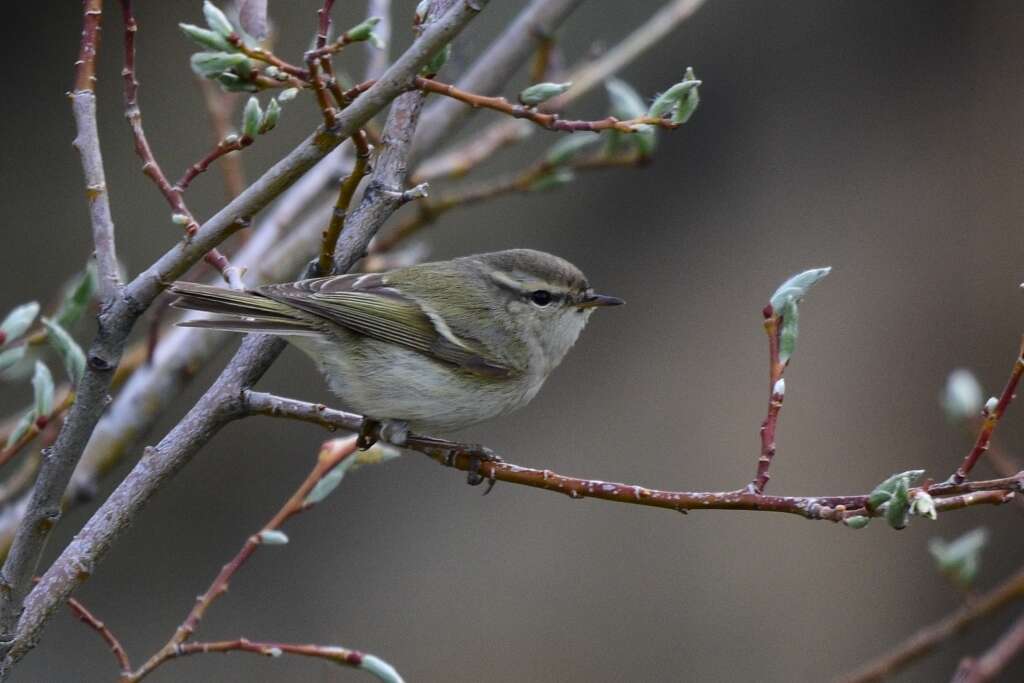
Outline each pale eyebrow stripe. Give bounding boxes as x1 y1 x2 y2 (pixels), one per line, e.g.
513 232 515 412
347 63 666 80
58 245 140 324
487 270 570 298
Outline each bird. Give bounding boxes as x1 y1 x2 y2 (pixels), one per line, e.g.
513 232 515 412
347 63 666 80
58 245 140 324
170 248 623 446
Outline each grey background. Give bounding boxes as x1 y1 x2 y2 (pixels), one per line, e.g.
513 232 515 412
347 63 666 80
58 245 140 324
3 0 1024 681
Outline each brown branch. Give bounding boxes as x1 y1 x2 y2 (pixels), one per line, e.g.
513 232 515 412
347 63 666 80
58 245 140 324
161 638 397 680
0 393 75 472
952 609 1024 683
318 132 371 275
195 79 246 198
414 76 681 133
118 0 243 289
750 307 787 493
306 0 339 127
950 336 1024 484
126 437 359 682
65 597 131 676
836 567 1024 683
174 134 253 193
242 391 1022 522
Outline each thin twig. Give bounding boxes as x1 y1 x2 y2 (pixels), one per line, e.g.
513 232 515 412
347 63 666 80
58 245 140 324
950 336 1024 484
425 0 707 167
65 597 131 676
195 79 247 198
126 438 358 682
414 0 584 156
306 0 339 127
836 568 1024 683
119 0 243 289
174 134 253 193
71 0 120 303
750 307 787 493
318 132 371 275
415 76 680 133
242 391 1022 521
952 609 1024 683
0 394 75 472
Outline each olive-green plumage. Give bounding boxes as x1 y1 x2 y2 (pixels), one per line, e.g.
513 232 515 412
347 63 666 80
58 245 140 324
171 249 622 432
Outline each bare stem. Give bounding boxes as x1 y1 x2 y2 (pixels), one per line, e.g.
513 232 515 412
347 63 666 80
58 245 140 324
195 79 247 198
242 391 1022 522
950 336 1024 484
119 0 243 288
952 609 1024 683
836 567 1024 683
175 134 253 193
415 76 680 133
751 309 787 493
65 597 131 676
318 132 371 276
126 438 358 682
71 0 119 302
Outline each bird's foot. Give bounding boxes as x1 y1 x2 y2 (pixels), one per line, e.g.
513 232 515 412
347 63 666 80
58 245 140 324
356 418 380 451
407 435 502 494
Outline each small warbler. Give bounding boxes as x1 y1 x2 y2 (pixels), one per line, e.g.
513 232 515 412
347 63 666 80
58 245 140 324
171 249 622 436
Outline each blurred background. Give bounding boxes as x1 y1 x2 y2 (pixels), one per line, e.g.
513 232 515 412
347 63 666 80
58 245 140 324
3 0 1024 680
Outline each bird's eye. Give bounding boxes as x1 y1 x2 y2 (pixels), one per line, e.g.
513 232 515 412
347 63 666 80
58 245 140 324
529 290 552 306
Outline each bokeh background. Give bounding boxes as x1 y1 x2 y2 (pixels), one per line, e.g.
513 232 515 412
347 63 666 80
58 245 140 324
3 0 1024 681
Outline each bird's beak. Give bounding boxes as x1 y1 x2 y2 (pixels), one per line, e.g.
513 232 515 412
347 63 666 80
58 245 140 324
577 293 625 309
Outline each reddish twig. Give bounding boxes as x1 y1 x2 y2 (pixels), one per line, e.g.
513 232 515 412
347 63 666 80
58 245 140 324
174 135 253 193
66 597 131 675
195 79 247 198
126 437 359 682
414 76 680 133
305 0 339 127
750 307 787 493
73 0 102 93
226 34 308 80
0 393 75 471
950 336 1024 484
837 568 1024 683
241 391 1022 522
172 638 371 667
953 609 1024 683
118 0 243 289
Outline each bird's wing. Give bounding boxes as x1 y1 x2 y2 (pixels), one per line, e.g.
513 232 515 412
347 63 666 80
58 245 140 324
258 274 514 379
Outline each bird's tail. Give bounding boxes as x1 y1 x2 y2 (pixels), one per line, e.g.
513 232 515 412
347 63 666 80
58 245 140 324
170 281 316 335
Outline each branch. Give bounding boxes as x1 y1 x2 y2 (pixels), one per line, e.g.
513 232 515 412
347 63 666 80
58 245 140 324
414 0 584 156
318 132 371 275
71 0 119 304
425 0 707 169
952 609 1024 683
65 597 131 676
415 76 682 132
125 438 359 682
195 79 247 198
153 639 398 680
836 567 1024 683
241 392 1022 521
950 336 1024 484
118 0 243 289
9 0 489 667
751 308 787 493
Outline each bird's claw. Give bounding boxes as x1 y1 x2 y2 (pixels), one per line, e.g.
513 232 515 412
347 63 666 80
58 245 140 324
357 418 380 451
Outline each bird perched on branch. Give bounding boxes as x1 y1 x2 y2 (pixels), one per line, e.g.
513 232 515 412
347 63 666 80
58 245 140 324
171 248 622 451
